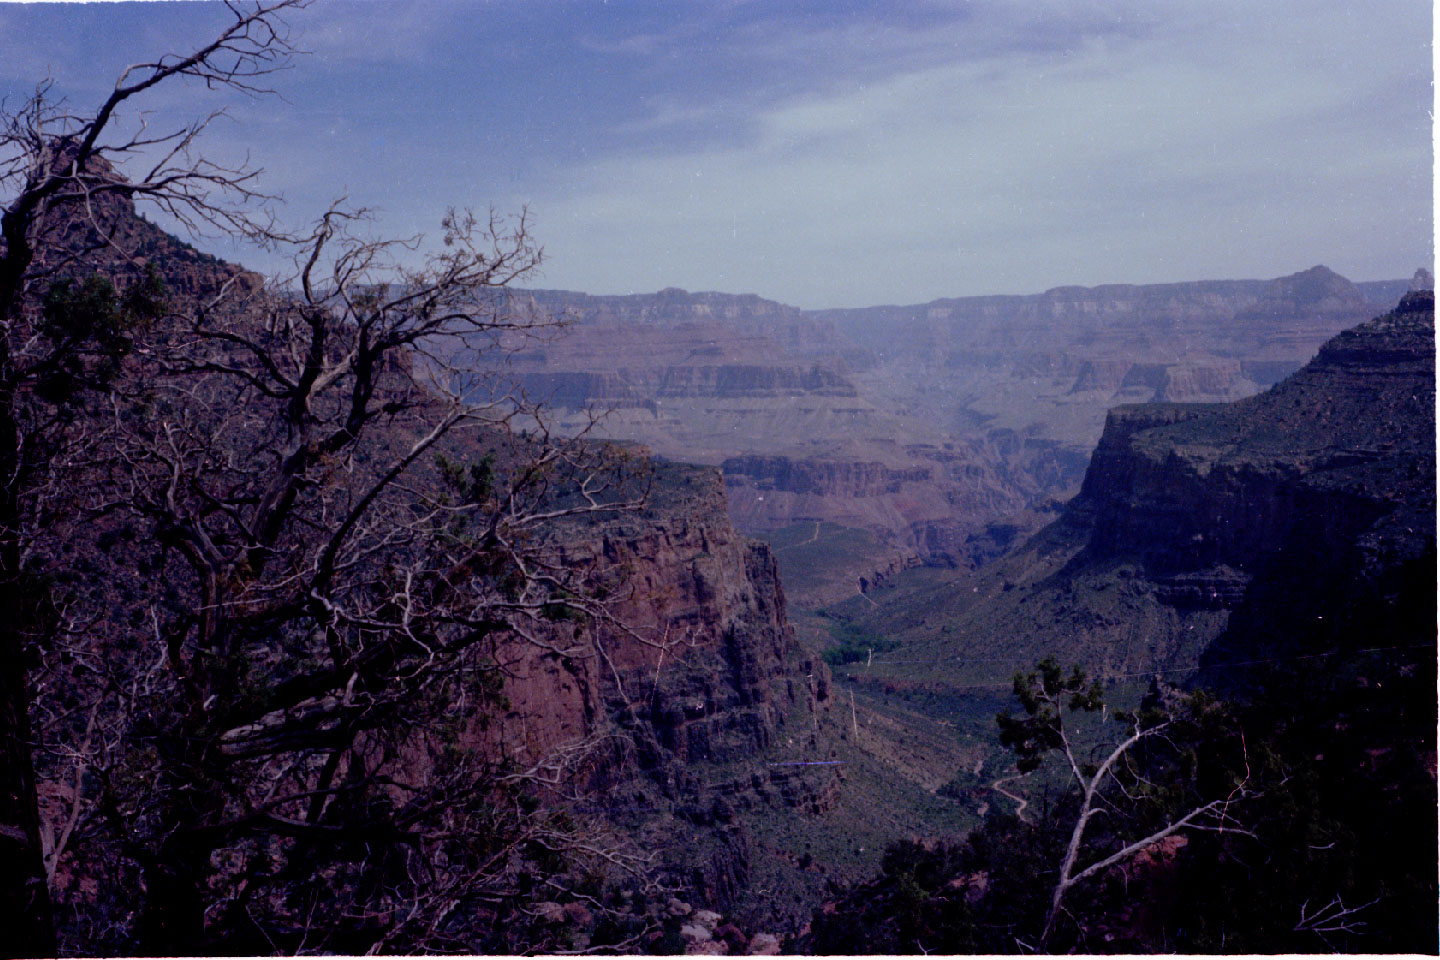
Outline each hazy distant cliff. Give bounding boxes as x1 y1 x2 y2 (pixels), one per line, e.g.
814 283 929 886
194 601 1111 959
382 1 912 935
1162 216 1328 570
448 268 1406 603
843 289 1434 685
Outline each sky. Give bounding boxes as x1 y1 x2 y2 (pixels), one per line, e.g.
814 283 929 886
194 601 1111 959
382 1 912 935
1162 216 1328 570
0 0 1432 308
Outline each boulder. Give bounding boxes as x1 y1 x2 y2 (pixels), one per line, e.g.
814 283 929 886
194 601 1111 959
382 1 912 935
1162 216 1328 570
680 922 712 942
747 932 783 955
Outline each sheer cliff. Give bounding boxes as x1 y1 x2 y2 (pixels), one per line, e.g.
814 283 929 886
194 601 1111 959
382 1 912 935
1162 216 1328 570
493 459 836 800
449 269 1402 607
835 290 1434 689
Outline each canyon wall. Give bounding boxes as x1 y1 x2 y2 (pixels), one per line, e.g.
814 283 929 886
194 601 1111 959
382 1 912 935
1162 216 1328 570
452 268 1406 602
494 461 831 775
484 459 841 905
1074 288 1433 582
844 287 1434 688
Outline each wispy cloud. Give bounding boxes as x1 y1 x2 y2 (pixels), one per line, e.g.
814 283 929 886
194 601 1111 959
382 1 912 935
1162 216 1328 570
294 0 463 66
2 1 1428 306
522 0 1431 306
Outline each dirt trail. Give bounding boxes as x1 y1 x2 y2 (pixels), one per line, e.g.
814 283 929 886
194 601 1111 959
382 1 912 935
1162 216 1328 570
777 520 822 552
991 769 1031 822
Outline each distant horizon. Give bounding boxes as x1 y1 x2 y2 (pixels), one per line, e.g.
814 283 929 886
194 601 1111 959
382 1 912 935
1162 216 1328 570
510 261 1424 310
2 1 1432 309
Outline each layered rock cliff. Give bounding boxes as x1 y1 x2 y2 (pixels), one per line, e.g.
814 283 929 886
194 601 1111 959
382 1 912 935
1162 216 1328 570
495 461 830 770
840 290 1434 687
816 265 1387 449
480 459 840 904
1073 289 1433 585
446 268 1406 607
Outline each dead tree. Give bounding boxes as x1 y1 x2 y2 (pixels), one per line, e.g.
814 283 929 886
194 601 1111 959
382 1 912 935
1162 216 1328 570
997 659 1257 950
5 3 667 952
76 203 664 952
0 4 308 952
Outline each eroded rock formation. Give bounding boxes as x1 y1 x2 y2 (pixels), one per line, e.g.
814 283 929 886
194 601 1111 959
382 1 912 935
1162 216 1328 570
846 290 1434 685
449 269 1403 602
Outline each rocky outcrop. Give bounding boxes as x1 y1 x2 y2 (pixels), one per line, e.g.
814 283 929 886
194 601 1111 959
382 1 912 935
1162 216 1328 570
723 436 1089 577
1059 289 1434 665
2 147 261 305
480 460 841 905
492 461 832 780
1073 291 1434 582
1070 360 1256 400
510 363 857 408
848 292 1433 685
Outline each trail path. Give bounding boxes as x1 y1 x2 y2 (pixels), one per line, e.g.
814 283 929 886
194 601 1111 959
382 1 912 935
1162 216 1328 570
991 769 1032 822
777 521 822 552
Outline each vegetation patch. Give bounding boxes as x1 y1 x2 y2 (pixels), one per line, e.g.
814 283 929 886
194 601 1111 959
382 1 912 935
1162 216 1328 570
820 621 899 666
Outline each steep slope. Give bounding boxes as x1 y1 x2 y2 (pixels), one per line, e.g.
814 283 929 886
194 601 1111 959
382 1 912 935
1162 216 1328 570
838 289 1433 693
803 290 1436 955
28 171 845 951
451 270 1404 608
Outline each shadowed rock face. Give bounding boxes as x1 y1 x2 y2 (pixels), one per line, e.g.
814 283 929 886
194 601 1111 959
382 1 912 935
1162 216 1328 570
25 169 844 928
835 292 1432 688
449 269 1404 599
1074 289 1434 581
1077 291 1436 669
1 148 262 304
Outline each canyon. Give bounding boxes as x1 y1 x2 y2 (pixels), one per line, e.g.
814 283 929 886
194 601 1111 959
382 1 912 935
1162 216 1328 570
471 268 1401 605
17 153 1432 952
830 284 1435 691
801 286 1435 953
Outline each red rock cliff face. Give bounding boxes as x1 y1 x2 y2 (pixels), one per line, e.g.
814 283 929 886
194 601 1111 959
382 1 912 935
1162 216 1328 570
487 461 831 798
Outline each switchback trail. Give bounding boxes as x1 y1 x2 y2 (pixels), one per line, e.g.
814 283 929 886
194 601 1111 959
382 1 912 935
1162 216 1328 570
991 769 1031 822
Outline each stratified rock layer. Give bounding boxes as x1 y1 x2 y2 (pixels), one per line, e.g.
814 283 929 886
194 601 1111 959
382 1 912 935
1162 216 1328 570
1077 291 1433 574
453 269 1401 601
480 460 840 906
843 292 1434 686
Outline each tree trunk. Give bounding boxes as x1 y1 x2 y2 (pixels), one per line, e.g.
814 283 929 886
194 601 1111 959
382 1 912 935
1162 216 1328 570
137 842 212 956
0 396 56 957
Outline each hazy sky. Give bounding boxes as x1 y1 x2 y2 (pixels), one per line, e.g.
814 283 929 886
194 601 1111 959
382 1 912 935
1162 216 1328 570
1 0 1432 307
